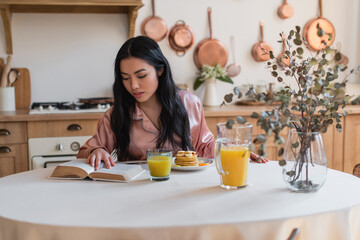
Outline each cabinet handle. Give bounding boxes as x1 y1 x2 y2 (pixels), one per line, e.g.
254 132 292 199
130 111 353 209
0 129 10 136
0 146 11 153
67 124 82 131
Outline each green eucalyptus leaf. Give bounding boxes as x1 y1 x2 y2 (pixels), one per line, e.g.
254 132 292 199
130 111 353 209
279 159 286 166
335 52 342 61
256 134 267 144
294 39 302 45
233 87 240 96
236 116 247 124
271 71 278 77
291 141 299 148
296 47 304 55
278 148 284 157
224 93 233 103
286 170 295 177
226 119 234 129
251 112 260 118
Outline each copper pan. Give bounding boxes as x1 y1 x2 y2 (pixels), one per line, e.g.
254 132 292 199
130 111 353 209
251 21 273 62
277 0 294 19
277 34 290 68
168 20 195 56
302 0 335 51
193 7 228 70
141 0 167 42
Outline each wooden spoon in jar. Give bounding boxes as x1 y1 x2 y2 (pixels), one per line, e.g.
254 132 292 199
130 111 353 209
0 55 12 88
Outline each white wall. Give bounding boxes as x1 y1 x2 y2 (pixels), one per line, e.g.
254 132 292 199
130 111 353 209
0 0 359 103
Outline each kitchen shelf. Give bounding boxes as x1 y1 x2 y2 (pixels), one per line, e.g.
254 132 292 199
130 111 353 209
0 0 144 54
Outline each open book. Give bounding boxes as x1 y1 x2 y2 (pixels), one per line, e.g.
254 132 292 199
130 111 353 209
50 159 145 182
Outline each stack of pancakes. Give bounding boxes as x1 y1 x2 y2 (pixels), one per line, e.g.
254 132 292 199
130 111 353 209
175 151 198 166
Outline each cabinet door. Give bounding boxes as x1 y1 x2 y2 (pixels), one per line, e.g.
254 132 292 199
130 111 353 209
0 144 28 177
343 115 360 174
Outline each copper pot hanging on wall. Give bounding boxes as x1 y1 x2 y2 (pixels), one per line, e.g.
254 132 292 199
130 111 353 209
168 20 195 56
193 7 228 70
251 21 273 62
302 0 335 51
140 0 168 42
277 0 294 19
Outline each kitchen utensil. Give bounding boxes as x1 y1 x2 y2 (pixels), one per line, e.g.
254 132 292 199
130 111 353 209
277 0 294 19
7 68 20 87
226 36 241 77
251 21 273 62
277 34 290 68
168 20 195 56
302 0 335 51
141 0 167 42
0 55 12 88
13 68 31 109
193 7 228 70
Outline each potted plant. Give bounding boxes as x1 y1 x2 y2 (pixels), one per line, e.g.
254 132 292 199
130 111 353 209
194 64 233 106
223 25 360 192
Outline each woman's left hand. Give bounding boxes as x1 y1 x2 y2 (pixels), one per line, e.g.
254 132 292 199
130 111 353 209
250 152 269 163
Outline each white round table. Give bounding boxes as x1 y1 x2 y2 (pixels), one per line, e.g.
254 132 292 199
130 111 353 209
1 161 360 240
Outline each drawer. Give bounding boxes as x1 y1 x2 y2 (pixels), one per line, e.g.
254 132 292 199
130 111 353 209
0 143 28 177
28 120 99 138
0 122 27 144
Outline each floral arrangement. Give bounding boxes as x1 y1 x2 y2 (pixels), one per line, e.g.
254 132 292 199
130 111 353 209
193 64 233 90
223 25 360 192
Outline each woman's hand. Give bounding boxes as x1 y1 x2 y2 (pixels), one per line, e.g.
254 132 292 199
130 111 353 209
86 148 115 170
250 152 269 163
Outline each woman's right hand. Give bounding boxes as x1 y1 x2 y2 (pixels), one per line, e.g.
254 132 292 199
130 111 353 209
86 148 115 170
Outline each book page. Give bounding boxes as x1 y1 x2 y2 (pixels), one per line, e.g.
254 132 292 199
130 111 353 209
50 159 94 179
89 164 145 182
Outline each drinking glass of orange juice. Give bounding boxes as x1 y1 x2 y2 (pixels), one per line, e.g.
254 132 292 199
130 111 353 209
147 149 172 181
215 122 252 189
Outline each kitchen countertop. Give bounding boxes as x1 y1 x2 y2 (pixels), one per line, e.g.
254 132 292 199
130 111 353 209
1 104 360 122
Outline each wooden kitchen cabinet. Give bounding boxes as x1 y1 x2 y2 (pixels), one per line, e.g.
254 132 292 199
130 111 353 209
0 0 143 54
0 122 28 177
343 115 360 174
27 119 99 138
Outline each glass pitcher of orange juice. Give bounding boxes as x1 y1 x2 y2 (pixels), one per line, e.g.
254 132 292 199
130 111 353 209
215 122 252 189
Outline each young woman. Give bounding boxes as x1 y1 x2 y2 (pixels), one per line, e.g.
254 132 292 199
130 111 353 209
77 36 215 170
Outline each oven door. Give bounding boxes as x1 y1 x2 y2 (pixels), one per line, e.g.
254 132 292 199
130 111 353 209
31 155 77 170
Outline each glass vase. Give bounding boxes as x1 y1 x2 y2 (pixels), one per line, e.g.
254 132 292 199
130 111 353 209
282 129 327 192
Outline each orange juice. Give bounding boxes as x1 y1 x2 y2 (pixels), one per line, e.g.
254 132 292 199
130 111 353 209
220 146 250 187
147 155 172 177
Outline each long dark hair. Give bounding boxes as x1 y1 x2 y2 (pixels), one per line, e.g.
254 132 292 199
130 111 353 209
111 36 193 161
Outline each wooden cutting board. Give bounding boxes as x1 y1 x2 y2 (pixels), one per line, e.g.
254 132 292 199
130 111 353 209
12 68 31 109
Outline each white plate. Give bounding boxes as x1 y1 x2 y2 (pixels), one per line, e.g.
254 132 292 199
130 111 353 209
171 157 214 171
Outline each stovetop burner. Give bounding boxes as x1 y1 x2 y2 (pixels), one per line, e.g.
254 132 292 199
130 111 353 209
30 98 114 114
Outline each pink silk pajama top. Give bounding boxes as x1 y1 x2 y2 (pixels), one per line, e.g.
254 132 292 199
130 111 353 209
76 90 215 160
